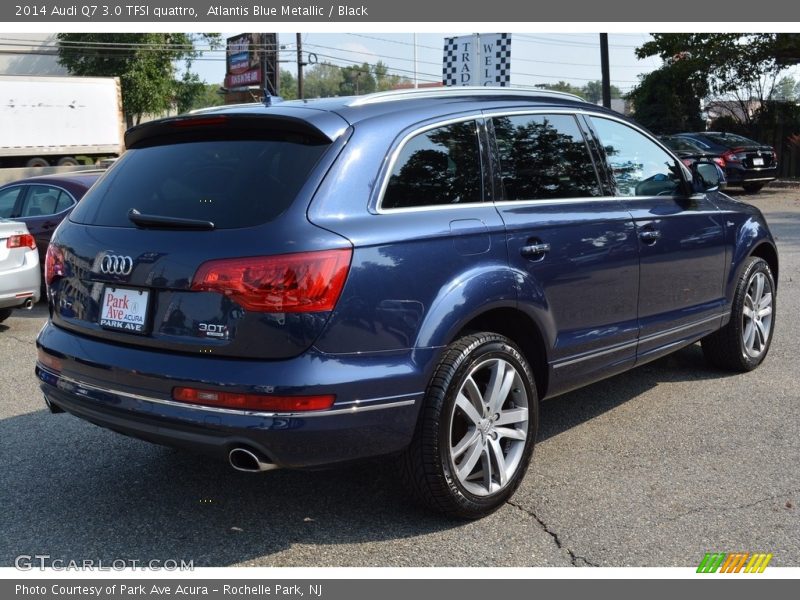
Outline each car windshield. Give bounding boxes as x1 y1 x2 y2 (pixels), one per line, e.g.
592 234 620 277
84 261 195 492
703 132 761 147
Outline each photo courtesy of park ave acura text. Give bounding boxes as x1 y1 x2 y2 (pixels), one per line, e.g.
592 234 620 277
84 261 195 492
0 25 798 570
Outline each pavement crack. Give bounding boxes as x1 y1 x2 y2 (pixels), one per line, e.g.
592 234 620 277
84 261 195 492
507 500 599 567
4 335 34 346
665 487 800 523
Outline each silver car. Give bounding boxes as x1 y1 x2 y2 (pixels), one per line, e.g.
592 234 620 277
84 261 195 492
0 219 41 323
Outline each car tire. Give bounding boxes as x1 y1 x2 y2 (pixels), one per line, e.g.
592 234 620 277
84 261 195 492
702 256 775 371
742 183 764 194
0 308 12 323
400 332 538 519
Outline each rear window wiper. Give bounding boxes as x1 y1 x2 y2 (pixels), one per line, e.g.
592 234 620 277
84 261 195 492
127 208 215 230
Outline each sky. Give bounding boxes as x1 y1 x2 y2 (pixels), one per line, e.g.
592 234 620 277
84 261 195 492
188 32 664 93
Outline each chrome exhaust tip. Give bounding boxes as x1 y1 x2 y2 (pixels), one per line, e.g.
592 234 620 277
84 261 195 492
23 298 34 310
228 447 279 473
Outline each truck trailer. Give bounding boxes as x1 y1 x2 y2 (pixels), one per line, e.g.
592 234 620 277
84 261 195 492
0 75 124 168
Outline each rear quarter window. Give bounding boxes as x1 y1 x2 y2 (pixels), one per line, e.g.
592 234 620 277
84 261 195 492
70 138 329 229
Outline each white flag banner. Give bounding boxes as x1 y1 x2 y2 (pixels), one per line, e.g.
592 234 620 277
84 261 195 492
443 33 511 87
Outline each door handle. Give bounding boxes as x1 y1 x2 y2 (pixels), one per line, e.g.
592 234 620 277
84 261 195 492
638 229 661 244
520 242 551 259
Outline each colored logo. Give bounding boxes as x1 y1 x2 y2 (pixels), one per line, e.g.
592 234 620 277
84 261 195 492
697 552 773 573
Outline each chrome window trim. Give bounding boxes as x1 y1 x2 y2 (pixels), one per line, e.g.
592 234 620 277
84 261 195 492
374 113 485 215
374 107 690 214
39 366 418 418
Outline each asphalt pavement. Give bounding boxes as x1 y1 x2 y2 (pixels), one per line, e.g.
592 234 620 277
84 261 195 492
1 187 798 567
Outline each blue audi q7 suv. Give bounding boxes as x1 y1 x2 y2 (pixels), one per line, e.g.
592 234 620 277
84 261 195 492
36 88 778 518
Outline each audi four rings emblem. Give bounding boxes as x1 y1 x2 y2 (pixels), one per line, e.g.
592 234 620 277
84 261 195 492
99 254 134 275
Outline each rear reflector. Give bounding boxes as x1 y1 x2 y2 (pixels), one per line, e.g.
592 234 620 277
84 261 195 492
172 387 335 412
37 348 63 373
6 233 36 250
191 248 352 313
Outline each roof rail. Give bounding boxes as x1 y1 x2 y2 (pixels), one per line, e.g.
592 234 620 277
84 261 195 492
349 86 585 106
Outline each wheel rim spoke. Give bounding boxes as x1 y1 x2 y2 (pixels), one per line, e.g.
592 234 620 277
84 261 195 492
462 376 484 415
758 292 772 311
488 438 508 488
495 426 526 441
452 428 481 460
481 446 493 492
495 406 528 427
457 438 484 481
744 321 756 351
755 319 768 350
455 393 483 426
753 273 764 305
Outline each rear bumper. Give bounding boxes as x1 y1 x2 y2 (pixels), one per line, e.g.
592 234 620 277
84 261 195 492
725 166 777 185
36 322 436 467
0 251 41 309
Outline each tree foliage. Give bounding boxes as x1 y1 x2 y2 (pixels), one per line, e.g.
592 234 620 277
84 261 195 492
56 33 221 126
627 63 705 134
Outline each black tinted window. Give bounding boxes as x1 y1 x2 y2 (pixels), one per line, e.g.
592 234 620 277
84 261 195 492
382 121 483 209
492 114 600 200
70 139 328 229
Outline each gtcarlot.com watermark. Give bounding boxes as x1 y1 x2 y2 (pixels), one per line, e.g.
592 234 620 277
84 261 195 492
15 554 194 571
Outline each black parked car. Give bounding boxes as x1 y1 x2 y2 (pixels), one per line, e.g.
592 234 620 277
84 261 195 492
674 132 777 193
660 136 727 190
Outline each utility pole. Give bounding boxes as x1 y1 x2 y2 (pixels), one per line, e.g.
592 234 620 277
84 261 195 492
296 33 304 100
600 33 611 109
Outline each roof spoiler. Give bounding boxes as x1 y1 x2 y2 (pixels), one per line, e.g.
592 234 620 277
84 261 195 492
124 113 334 148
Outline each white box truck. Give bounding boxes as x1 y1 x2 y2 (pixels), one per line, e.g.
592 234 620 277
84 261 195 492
0 75 124 167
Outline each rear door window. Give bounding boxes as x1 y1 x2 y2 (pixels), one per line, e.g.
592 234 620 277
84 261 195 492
0 187 23 218
20 185 69 217
491 113 601 200
70 138 329 229
381 120 483 209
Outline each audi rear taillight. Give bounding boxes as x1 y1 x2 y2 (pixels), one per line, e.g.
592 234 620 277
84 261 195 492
173 387 335 412
191 248 352 313
45 245 65 286
6 233 36 250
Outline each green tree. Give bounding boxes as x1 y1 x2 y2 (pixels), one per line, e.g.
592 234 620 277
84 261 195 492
581 80 622 104
339 62 377 96
279 69 298 100
178 82 224 112
627 62 706 134
773 76 796 101
535 81 585 98
303 62 344 98
56 33 221 126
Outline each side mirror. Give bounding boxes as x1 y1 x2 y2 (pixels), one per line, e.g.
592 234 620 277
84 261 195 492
691 160 724 192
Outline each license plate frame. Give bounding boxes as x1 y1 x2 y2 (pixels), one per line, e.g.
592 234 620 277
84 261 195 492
99 286 150 334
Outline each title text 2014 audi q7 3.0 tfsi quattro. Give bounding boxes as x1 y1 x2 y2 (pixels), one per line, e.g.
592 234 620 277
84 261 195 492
36 88 778 518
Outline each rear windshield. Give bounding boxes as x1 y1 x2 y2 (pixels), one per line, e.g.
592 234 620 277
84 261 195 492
702 133 760 147
70 139 329 229
662 137 704 153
